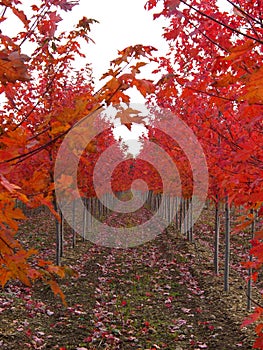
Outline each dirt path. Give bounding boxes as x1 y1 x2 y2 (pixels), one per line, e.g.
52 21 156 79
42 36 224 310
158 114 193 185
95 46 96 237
0 209 259 349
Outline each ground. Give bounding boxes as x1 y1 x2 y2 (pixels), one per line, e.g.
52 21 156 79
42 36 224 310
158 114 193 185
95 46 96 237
0 205 261 349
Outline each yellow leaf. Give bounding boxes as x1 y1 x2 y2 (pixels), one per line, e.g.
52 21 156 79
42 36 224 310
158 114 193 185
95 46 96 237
50 121 70 136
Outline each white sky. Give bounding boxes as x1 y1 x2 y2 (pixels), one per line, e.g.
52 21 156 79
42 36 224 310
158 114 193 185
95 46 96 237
1 0 232 151
0 0 169 148
59 0 231 99
2 0 232 93
59 0 170 147
59 0 169 102
62 0 230 146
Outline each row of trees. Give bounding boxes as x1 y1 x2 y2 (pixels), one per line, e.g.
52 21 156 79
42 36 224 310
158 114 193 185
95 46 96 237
143 0 263 346
0 0 262 347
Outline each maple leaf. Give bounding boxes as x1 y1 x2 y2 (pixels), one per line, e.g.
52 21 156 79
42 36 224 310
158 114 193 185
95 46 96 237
56 174 73 189
116 107 145 130
241 307 263 328
46 279 67 306
134 78 155 97
258 206 263 217
52 0 79 12
131 61 147 75
77 17 99 31
144 0 158 11
47 206 62 223
50 121 70 135
166 0 180 15
240 65 263 104
0 50 30 84
1 204 26 230
86 140 97 153
0 269 12 288
211 73 236 88
0 174 21 192
11 7 29 27
47 265 66 278
224 40 255 61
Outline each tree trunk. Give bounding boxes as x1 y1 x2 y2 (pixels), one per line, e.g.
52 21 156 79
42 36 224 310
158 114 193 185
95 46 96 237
224 195 230 293
247 209 256 311
72 199 76 249
214 199 220 275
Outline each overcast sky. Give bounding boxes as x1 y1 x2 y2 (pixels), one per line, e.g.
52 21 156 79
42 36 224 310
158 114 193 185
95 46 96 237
2 0 232 149
58 0 171 146
59 0 232 98
59 0 169 100
58 0 232 149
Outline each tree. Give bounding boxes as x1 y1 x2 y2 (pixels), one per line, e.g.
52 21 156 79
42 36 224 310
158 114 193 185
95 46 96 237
1 0 263 346
145 0 263 347
0 0 156 300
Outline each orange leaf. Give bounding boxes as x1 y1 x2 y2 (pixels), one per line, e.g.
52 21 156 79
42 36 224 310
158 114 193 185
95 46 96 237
224 40 255 61
47 279 67 306
255 231 263 240
37 259 52 267
50 121 70 135
116 107 145 130
134 78 155 97
86 140 97 153
47 265 66 278
255 324 263 335
41 199 61 221
212 73 236 88
0 269 12 288
0 50 30 84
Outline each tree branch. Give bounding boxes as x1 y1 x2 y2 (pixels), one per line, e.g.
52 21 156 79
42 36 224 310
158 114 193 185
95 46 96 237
180 0 263 45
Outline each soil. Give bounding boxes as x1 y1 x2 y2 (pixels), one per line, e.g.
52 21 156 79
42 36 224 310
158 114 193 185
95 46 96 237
0 206 261 350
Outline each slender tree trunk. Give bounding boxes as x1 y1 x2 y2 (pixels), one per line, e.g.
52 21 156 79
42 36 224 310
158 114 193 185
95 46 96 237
168 195 172 222
175 197 178 230
72 199 76 249
214 199 220 275
170 196 175 225
59 209 64 258
98 196 102 218
82 197 87 242
184 198 187 234
187 198 190 242
247 209 256 311
189 198 193 243
224 195 230 293
179 197 183 233
55 220 61 266
53 200 61 266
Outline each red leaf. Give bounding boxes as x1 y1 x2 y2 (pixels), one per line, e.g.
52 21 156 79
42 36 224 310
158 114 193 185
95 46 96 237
0 174 20 192
241 307 263 328
11 7 29 27
258 206 263 217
